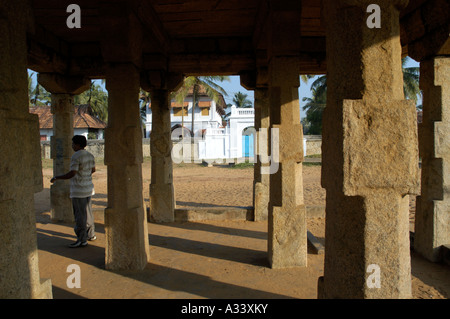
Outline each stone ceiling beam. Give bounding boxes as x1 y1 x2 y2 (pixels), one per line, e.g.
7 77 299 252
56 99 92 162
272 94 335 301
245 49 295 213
27 25 70 74
132 0 171 54
401 0 450 61
99 1 143 67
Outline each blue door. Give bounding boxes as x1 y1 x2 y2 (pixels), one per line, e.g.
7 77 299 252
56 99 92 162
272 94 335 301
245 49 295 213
242 134 254 157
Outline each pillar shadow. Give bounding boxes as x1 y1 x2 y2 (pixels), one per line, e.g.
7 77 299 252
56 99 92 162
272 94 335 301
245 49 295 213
52 286 88 299
36 227 105 269
155 221 267 240
37 224 296 299
114 263 295 299
148 233 268 267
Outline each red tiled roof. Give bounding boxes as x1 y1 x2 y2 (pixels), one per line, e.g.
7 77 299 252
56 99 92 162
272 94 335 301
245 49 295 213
30 105 107 129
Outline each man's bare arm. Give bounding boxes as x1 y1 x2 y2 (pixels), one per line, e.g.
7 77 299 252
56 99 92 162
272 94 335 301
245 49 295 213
50 170 77 183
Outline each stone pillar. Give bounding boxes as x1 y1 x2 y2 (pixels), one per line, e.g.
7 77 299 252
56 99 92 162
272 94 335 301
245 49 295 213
50 94 74 222
0 0 52 298
149 89 175 222
38 74 90 222
253 87 270 221
267 57 306 268
319 0 420 298
415 56 450 262
104 63 149 270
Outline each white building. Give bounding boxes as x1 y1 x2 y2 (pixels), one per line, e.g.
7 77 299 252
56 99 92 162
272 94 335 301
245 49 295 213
198 105 255 161
145 91 226 138
145 90 257 162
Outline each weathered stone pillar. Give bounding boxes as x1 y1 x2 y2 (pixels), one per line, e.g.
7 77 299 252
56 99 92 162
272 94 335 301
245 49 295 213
415 56 450 262
267 57 306 268
38 74 90 222
0 0 52 298
104 63 149 270
253 87 270 221
149 89 175 222
319 0 420 298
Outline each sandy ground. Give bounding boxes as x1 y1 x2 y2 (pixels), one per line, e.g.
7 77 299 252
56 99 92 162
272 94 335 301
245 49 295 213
34 160 450 299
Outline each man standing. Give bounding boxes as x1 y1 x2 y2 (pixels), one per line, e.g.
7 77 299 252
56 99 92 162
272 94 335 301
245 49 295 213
51 135 96 248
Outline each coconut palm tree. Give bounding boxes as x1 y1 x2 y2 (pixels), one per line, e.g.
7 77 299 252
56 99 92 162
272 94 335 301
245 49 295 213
28 71 34 106
28 73 51 106
301 57 420 134
402 56 421 103
232 91 253 108
139 89 151 137
74 80 108 122
171 76 230 136
302 87 327 135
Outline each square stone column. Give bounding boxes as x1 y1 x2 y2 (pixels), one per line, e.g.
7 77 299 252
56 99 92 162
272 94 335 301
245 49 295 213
267 57 307 268
253 87 270 221
104 63 149 270
0 0 52 298
38 74 90 223
415 56 450 262
319 0 420 298
149 89 175 223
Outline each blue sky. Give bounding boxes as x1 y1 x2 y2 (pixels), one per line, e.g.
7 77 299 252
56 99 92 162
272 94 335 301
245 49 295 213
219 75 313 119
28 58 420 119
221 57 420 119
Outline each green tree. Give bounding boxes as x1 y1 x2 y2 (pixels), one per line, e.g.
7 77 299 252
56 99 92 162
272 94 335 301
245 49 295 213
74 81 108 122
232 91 253 108
302 87 327 135
28 72 34 106
301 57 420 134
139 89 151 137
28 74 51 106
171 76 230 136
402 56 421 104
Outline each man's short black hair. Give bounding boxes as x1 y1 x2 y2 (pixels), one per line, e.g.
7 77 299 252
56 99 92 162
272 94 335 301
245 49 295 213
72 135 87 148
